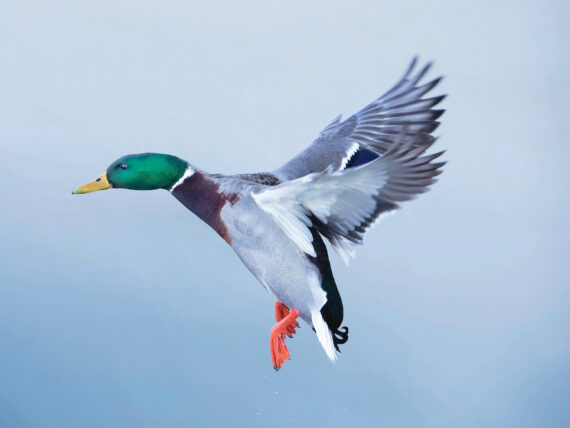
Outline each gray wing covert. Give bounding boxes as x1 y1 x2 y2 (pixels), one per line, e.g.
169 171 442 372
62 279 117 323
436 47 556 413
272 57 445 182
255 136 445 263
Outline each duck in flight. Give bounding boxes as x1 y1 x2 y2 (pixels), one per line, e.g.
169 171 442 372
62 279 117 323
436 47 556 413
73 58 445 370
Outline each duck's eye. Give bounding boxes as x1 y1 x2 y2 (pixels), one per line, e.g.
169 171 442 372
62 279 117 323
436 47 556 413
120 164 128 170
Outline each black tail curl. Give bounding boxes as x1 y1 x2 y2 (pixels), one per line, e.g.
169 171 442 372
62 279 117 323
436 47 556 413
333 326 349 352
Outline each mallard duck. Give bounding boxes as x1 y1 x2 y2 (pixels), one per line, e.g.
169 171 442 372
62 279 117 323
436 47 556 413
73 58 445 370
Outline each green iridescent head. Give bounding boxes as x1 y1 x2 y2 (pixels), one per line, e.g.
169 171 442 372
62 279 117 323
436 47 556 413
72 153 188 194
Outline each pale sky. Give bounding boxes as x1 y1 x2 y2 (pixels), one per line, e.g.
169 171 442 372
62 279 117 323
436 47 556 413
1 1 569 427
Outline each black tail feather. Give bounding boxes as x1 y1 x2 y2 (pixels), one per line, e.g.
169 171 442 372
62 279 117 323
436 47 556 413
307 224 350 353
333 326 349 352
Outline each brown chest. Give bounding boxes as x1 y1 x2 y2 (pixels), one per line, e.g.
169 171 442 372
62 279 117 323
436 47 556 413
171 172 237 244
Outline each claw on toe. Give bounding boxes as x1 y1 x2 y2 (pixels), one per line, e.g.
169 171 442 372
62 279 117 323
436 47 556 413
270 303 300 371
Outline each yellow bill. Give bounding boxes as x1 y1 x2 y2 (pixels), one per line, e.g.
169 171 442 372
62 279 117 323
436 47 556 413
72 172 112 194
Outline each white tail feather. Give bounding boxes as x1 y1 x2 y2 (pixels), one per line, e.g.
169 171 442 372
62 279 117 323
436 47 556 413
312 312 337 363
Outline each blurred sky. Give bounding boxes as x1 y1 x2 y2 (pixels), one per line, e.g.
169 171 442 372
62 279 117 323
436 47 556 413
1 1 569 427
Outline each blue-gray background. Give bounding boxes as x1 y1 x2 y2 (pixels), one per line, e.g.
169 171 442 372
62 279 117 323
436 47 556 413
1 1 568 427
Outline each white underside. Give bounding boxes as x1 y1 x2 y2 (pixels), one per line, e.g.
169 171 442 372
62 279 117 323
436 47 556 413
312 311 337 362
220 197 339 363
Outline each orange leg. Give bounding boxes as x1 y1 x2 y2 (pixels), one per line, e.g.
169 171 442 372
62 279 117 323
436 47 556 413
275 301 290 322
270 303 300 371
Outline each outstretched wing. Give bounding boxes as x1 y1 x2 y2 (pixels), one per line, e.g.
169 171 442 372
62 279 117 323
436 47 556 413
273 57 445 182
254 137 445 263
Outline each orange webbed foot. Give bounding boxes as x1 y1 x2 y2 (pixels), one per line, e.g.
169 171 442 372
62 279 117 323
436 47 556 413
270 303 300 371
